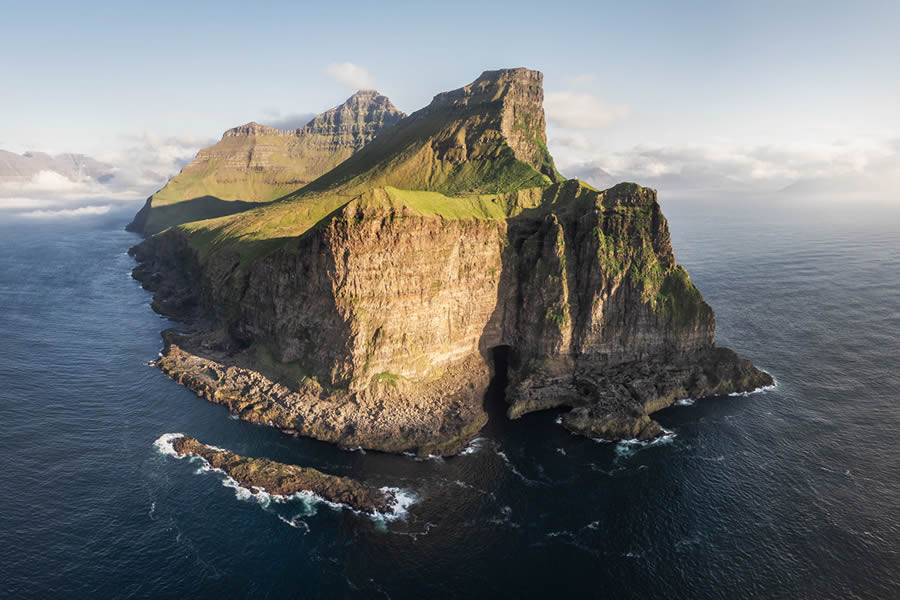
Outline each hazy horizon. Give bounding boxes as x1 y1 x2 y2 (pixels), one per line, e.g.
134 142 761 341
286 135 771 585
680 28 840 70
2 0 899 218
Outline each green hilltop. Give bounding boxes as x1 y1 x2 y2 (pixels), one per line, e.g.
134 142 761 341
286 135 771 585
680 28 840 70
165 68 571 261
128 90 405 235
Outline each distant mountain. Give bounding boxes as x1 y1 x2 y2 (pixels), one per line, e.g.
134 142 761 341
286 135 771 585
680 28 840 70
0 150 114 183
127 91 405 234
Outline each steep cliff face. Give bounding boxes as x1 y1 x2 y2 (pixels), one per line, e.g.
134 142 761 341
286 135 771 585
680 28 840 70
131 68 771 455
128 91 405 235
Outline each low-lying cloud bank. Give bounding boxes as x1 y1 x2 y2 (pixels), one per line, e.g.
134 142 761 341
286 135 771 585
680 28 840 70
550 136 900 202
0 131 214 219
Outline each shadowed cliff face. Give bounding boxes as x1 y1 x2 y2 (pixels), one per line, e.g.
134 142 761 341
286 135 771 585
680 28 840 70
130 68 771 454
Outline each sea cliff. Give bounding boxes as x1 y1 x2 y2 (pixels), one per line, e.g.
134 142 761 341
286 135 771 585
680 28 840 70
130 68 772 455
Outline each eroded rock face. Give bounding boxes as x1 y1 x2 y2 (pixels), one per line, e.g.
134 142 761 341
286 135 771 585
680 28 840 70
131 68 772 453
169 435 396 514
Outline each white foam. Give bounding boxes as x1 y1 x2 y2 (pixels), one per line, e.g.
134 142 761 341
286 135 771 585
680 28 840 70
729 371 778 396
613 428 677 457
401 450 444 462
729 383 777 397
555 447 567 456
460 437 488 456
277 514 311 533
153 433 185 457
154 435 416 521
495 449 542 485
675 397 696 406
376 487 417 521
554 415 563 425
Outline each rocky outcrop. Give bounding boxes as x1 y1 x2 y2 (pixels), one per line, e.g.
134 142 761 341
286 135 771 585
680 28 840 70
129 91 405 235
169 435 397 514
131 68 772 454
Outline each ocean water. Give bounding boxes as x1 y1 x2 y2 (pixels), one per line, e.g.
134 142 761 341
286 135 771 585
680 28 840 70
1 199 898 599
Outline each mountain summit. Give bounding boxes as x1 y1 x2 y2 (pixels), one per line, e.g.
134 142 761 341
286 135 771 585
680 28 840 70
129 68 771 456
127 91 404 234
296 68 561 197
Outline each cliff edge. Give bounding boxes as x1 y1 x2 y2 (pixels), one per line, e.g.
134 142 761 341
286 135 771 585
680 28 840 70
130 68 771 455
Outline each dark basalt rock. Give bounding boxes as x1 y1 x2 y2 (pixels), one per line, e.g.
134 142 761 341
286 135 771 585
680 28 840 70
171 436 396 515
130 68 773 454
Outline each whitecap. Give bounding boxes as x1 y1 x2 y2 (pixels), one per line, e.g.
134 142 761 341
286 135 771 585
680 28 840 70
277 514 310 533
729 372 778 396
154 435 415 521
495 449 544 486
377 487 417 521
613 428 677 457
675 397 696 406
555 447 567 456
153 433 185 457
460 437 488 456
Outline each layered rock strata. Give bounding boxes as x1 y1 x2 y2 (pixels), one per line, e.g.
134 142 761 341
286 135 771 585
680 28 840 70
128 90 405 235
131 68 772 455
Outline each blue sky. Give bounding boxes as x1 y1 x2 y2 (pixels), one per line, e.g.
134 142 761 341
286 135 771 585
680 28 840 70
1 0 898 208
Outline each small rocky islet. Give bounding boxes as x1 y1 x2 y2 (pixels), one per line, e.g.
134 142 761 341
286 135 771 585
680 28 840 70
133 67 772 464
168 435 397 515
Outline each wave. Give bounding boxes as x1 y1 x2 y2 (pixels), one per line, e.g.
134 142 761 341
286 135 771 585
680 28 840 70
460 437 488 456
276 514 311 533
675 397 696 406
153 432 186 458
153 433 416 521
729 371 778 396
401 451 445 462
495 448 547 486
613 428 677 458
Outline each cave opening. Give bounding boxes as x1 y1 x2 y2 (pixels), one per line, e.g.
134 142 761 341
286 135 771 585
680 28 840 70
484 345 514 421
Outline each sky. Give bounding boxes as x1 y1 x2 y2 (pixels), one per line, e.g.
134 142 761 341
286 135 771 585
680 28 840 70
1 0 898 215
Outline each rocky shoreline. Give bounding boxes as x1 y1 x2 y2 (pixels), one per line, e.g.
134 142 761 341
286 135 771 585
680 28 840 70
153 329 488 457
130 68 774 456
167 435 397 515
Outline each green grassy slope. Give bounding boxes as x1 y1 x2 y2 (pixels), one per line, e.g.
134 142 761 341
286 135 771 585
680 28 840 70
135 92 405 234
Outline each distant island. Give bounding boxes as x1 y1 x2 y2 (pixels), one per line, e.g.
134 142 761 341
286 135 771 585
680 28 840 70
130 68 771 457
0 149 113 183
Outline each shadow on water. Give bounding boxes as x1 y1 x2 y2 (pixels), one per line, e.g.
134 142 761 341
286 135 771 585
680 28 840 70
484 345 513 423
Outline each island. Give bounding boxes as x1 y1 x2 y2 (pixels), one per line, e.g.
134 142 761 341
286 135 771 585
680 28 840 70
131 68 772 456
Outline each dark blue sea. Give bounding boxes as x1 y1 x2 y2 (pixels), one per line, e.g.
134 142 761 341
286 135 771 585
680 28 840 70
1 198 898 599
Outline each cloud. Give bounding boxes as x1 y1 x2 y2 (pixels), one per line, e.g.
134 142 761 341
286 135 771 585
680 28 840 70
19 205 111 218
544 91 629 129
0 131 213 218
325 62 375 90
104 131 213 190
261 111 316 131
555 139 900 199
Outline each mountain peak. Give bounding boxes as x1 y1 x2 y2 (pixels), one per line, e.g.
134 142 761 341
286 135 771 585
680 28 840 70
223 122 292 137
301 91 404 139
295 67 560 196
